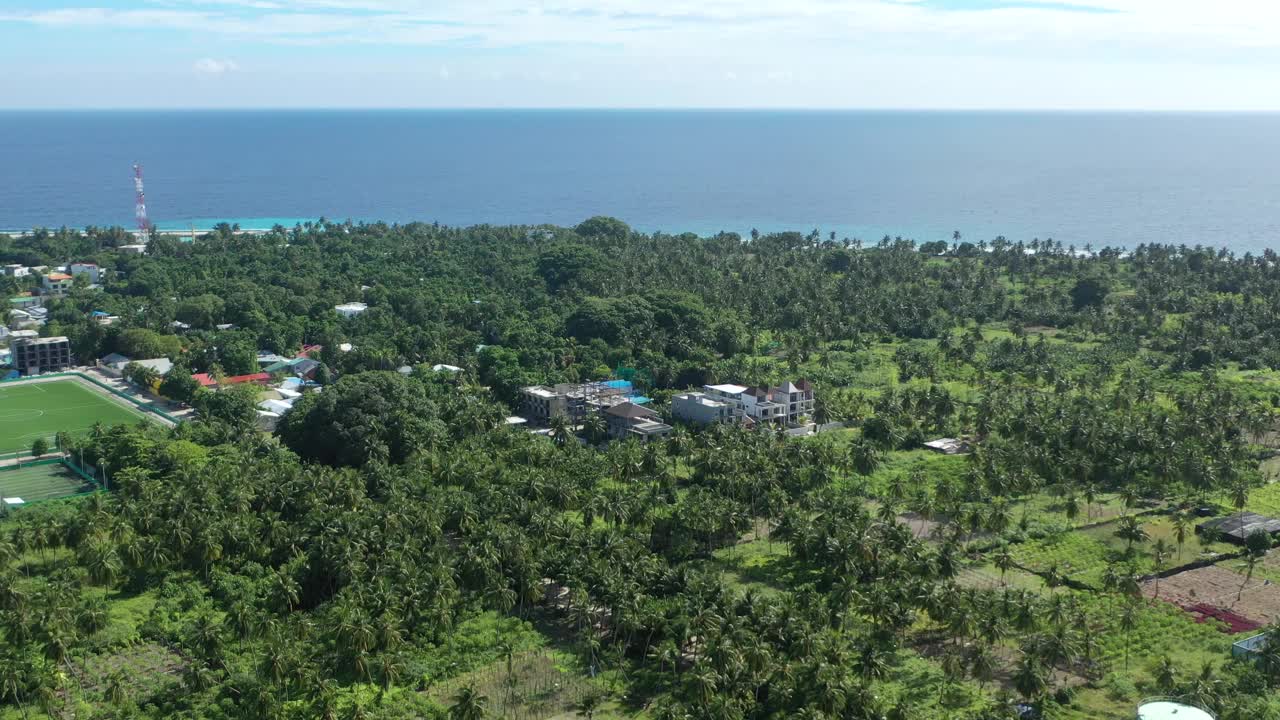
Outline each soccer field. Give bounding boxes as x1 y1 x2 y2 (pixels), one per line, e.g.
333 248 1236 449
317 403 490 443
0 461 96 503
0 379 153 454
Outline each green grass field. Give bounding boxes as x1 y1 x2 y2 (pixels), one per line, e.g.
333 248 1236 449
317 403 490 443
0 379 150 454
0 461 95 503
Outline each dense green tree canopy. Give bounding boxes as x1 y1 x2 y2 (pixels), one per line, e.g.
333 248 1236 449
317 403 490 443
279 371 448 467
4 220 1280 720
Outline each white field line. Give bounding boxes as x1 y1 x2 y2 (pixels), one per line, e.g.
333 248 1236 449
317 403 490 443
0 372 173 428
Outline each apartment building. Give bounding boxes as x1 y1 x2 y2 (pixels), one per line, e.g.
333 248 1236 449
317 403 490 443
519 380 636 425
41 272 73 296
701 379 815 425
12 336 72 375
671 391 741 426
69 262 102 284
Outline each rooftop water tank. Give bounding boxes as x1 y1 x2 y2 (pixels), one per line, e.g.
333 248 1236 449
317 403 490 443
1137 698 1215 720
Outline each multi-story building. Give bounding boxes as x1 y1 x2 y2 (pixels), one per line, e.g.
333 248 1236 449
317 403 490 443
3 264 30 278
671 391 741 426
68 262 102 284
41 272 73 296
701 379 815 426
520 380 636 425
604 402 672 442
520 385 568 425
12 336 72 375
771 380 815 421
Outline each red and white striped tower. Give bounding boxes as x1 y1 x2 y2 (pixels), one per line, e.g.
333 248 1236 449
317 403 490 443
133 163 150 237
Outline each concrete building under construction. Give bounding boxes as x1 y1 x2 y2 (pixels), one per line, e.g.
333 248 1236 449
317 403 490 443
519 380 647 425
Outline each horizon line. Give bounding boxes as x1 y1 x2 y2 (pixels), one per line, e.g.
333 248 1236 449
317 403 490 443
4 106 1280 114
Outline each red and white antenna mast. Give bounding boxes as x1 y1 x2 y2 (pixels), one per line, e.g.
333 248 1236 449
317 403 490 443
133 163 150 237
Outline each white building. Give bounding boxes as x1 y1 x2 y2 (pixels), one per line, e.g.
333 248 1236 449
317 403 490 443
671 391 740 426
68 262 102 284
335 302 369 318
41 272 73 296
702 379 815 426
132 358 174 376
117 244 147 255
3 264 30 278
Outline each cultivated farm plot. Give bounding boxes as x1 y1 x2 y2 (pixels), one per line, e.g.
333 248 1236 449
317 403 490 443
1245 481 1280 517
76 643 185 703
0 461 95 503
1071 593 1232 671
1143 564 1280 627
428 650 600 720
954 563 1046 593
0 379 151 453
1009 532 1129 587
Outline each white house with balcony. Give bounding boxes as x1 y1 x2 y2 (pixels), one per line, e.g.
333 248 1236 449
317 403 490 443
701 379 814 426
69 262 102 284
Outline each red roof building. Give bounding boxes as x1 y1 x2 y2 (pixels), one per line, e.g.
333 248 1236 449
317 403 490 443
222 372 271 386
192 372 270 388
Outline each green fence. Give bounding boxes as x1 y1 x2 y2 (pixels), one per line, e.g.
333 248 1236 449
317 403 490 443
0 456 102 505
0 371 182 424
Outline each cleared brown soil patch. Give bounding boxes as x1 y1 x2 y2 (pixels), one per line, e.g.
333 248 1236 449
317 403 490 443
1143 565 1280 626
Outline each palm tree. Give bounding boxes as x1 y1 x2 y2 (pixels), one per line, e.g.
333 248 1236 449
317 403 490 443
549 415 574 448
1013 653 1049 702
1114 515 1149 554
1154 655 1178 694
1083 483 1099 522
449 685 489 720
1151 539 1172 599
105 670 129 707
994 544 1015 586
1172 511 1191 562
1237 554 1261 601
1188 661 1221 709
377 654 403 691
969 645 996 689
0 653 27 716
1230 479 1251 534
577 688 607 719
1119 601 1139 670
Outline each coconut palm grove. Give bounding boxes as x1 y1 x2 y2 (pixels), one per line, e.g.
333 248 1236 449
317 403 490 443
4 219 1280 719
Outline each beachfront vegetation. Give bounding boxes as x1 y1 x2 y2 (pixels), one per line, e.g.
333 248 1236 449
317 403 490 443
4 220 1280 718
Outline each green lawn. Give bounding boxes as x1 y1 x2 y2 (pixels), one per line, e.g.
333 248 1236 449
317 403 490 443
0 461 95 503
0 379 150 454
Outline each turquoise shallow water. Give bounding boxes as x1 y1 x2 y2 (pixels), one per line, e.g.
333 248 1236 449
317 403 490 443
3 110 1280 252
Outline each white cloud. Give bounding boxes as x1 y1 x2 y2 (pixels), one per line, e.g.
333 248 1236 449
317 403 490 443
194 58 240 74
6 1 1280 54
4 0 1280 108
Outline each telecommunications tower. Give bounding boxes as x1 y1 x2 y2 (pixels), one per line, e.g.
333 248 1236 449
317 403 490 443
132 163 150 237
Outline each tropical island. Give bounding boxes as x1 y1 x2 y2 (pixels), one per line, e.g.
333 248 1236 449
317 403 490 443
1 218 1280 720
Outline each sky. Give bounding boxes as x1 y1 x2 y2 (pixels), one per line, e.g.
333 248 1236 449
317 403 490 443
1 1 1280 110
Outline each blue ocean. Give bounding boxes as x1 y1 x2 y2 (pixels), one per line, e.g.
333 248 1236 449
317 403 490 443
2 110 1280 252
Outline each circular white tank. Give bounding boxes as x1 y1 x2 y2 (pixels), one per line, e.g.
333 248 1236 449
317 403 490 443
1137 700 1215 720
